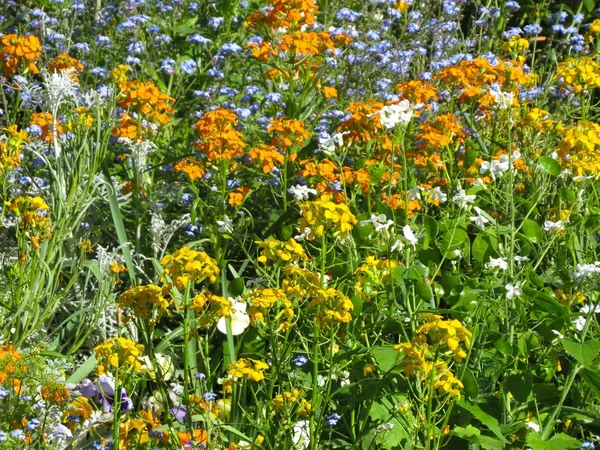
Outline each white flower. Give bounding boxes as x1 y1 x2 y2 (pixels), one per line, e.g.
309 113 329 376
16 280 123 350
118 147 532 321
479 156 509 180
390 239 405 252
525 421 540 432
317 375 327 387
217 299 250 336
489 84 514 109
318 132 346 155
485 257 508 270
473 178 487 188
288 185 317 202
340 370 350 387
429 187 447 204
514 255 530 263
403 225 421 248
469 206 490 228
407 187 422 200
573 262 600 278
573 316 587 332
374 100 416 129
505 283 522 300
452 190 476 208
376 422 395 433
551 330 564 339
217 215 234 234
543 220 564 232
359 214 394 233
292 420 311 449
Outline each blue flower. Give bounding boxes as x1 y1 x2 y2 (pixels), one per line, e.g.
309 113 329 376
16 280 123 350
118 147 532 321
292 355 308 367
326 413 341 426
180 59 198 75
189 34 212 45
220 43 242 55
0 432 6 442
523 24 542 35
208 17 224 29
203 392 218 402
10 429 25 440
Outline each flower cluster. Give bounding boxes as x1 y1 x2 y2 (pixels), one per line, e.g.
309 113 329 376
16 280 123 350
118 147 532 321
298 197 357 239
94 337 145 376
160 247 220 290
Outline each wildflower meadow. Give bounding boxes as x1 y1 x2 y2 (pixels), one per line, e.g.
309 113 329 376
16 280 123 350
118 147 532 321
1 0 600 448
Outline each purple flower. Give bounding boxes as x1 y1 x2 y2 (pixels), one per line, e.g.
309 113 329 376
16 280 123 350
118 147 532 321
80 378 97 398
170 405 187 421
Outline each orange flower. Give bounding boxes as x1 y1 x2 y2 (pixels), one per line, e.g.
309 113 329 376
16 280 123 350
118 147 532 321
246 0 318 31
416 114 464 150
228 187 252 206
1 34 42 76
173 158 206 181
396 80 438 105
112 113 144 140
48 53 85 80
248 144 285 173
323 86 337 99
117 81 174 126
178 429 208 449
31 112 63 143
194 109 246 160
268 116 312 151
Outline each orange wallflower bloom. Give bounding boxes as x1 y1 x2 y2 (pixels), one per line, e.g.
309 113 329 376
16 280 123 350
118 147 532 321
48 53 85 80
268 116 312 152
194 109 246 160
173 158 206 181
1 34 42 76
118 81 174 126
248 144 285 173
31 112 63 143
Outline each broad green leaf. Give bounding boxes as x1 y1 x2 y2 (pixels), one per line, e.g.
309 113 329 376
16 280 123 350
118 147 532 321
472 233 498 262
462 367 479 400
416 280 433 301
452 425 480 439
506 372 533 402
371 345 399 372
526 432 581 450
464 150 479 169
441 227 469 259
229 277 246 297
522 219 543 244
580 369 600 396
494 336 512 356
562 338 600 368
538 156 561 176
457 399 507 443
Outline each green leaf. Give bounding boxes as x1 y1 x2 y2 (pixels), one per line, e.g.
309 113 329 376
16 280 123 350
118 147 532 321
452 425 480 439
494 336 512 356
457 399 507 443
440 227 469 259
580 369 600 397
506 372 533 402
462 367 479 400
562 338 600 368
371 345 399 372
416 280 433 301
538 156 561 176
472 233 498 262
522 219 543 244
66 355 97 384
229 277 246 297
526 432 581 450
583 0 596 13
464 150 479 169
102 169 136 286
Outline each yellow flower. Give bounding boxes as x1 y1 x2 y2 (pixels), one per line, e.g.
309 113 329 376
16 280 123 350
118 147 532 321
160 247 219 290
119 284 170 320
94 337 144 376
256 238 307 264
299 197 357 239
227 358 268 382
